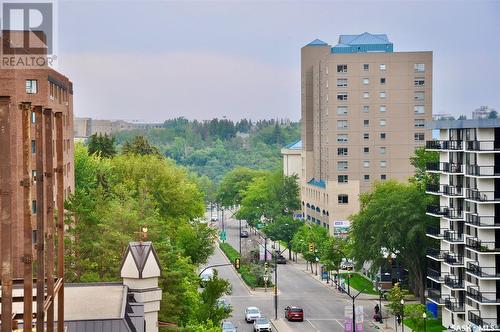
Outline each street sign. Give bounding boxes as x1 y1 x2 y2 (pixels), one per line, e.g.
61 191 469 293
256 223 263 229
219 231 226 241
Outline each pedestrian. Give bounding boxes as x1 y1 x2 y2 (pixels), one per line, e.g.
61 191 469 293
374 304 380 315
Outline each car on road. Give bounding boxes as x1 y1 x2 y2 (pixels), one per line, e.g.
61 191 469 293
217 298 231 312
240 230 249 238
275 254 286 264
285 306 304 321
210 216 217 222
221 320 237 332
245 306 262 323
253 317 271 332
200 268 214 287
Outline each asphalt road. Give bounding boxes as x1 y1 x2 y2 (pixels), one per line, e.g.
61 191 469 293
202 209 381 332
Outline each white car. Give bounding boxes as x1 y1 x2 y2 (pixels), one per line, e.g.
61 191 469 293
200 268 214 287
245 306 262 323
210 216 217 222
253 317 271 331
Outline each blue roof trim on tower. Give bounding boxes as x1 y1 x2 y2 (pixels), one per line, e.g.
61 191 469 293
332 32 393 54
284 139 302 150
306 39 328 46
307 178 326 189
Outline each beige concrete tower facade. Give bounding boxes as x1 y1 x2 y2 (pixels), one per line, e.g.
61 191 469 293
300 33 432 234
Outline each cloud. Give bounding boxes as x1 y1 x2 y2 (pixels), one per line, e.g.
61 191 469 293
59 52 300 121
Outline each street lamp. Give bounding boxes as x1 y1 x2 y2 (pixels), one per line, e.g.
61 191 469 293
422 312 427 332
400 299 405 332
377 287 384 323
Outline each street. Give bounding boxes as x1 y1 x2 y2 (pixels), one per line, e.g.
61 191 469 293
202 210 382 332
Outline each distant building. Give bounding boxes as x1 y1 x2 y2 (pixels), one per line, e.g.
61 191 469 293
433 113 455 121
281 139 302 177
73 117 165 138
472 106 497 120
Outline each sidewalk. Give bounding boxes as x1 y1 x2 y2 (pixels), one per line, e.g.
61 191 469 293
287 255 412 332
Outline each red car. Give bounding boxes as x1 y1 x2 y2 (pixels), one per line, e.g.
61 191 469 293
285 306 304 321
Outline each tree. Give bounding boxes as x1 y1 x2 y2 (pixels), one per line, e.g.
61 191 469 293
263 215 303 260
291 224 329 266
217 167 264 207
121 135 161 156
387 282 405 315
488 110 498 119
409 147 439 188
350 180 435 302
457 115 467 120
319 236 350 273
87 133 117 157
197 271 232 326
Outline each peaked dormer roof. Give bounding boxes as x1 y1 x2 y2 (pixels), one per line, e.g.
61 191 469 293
306 39 328 46
120 241 161 279
332 32 393 54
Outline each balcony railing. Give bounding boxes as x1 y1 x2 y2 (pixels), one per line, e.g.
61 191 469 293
426 140 463 150
466 140 500 152
466 165 500 177
466 262 500 279
467 286 500 304
426 226 445 238
426 205 448 216
444 275 464 289
426 248 446 261
466 214 500 227
443 252 464 266
466 189 500 202
426 183 441 194
444 298 465 312
425 162 463 173
443 230 464 243
442 185 464 196
427 288 444 305
468 311 499 329
427 268 443 282
466 238 500 252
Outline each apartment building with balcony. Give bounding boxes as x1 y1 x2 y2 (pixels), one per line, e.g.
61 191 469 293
425 119 500 330
301 32 432 234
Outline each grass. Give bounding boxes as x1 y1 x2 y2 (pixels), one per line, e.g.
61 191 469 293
338 272 379 295
404 318 445 332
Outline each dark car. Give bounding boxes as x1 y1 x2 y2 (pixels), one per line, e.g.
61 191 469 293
275 255 286 264
285 306 304 321
240 230 249 238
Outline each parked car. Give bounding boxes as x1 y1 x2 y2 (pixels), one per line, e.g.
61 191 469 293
253 317 271 331
221 320 237 332
341 261 354 271
210 216 217 222
285 306 304 321
245 306 262 323
275 255 286 264
217 298 231 312
240 230 249 238
200 268 214 287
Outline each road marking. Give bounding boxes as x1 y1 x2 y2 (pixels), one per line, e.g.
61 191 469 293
335 319 344 328
307 319 321 331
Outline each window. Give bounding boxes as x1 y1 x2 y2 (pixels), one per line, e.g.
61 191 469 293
31 112 36 123
414 119 425 128
380 161 387 168
337 93 348 101
414 91 424 101
337 147 348 156
337 134 348 142
380 133 386 140
414 105 425 114
380 64 386 71
26 79 38 94
326 80 329 88
325 66 329 75
337 161 348 171
363 161 370 168
380 119 387 127
381 174 387 180
363 92 369 99
363 106 369 113
337 120 348 129
414 77 425 86
364 175 370 181
380 78 386 85
380 147 386 154
414 63 425 72
379 91 386 98
32 200 37 214
337 64 347 73
363 119 369 127
337 78 348 87
379 106 386 112
363 64 369 71
337 106 348 115
363 78 369 85
363 133 369 140
31 140 36 153
363 147 370 154
32 170 37 181
338 175 348 183
338 195 349 204
414 132 425 141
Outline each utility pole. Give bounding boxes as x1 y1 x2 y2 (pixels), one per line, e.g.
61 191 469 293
239 219 242 255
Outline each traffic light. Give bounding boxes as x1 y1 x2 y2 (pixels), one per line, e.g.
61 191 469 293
234 258 240 270
264 262 269 269
308 243 315 253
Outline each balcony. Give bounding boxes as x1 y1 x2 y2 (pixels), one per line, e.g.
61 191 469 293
426 140 463 151
427 288 444 305
443 252 464 266
444 298 465 312
442 185 464 197
469 311 500 329
444 275 464 289
466 262 500 279
466 189 500 203
426 226 445 239
466 140 500 152
465 214 500 228
426 248 446 261
467 286 500 304
427 268 444 283
426 183 441 194
443 230 464 243
425 162 463 174
426 205 448 217
466 238 500 253
466 165 500 177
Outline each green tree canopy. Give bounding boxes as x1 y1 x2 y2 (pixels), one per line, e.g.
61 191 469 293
263 215 303 259
122 135 161 156
216 167 264 207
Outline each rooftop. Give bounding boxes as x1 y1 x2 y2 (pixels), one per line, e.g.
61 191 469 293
332 32 393 54
284 139 302 150
426 119 500 129
307 178 326 189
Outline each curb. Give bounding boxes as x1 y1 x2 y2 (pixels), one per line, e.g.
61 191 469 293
215 240 255 294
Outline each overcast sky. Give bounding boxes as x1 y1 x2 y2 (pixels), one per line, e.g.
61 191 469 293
57 0 500 121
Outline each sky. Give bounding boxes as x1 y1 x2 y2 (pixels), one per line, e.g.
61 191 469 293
56 0 500 121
